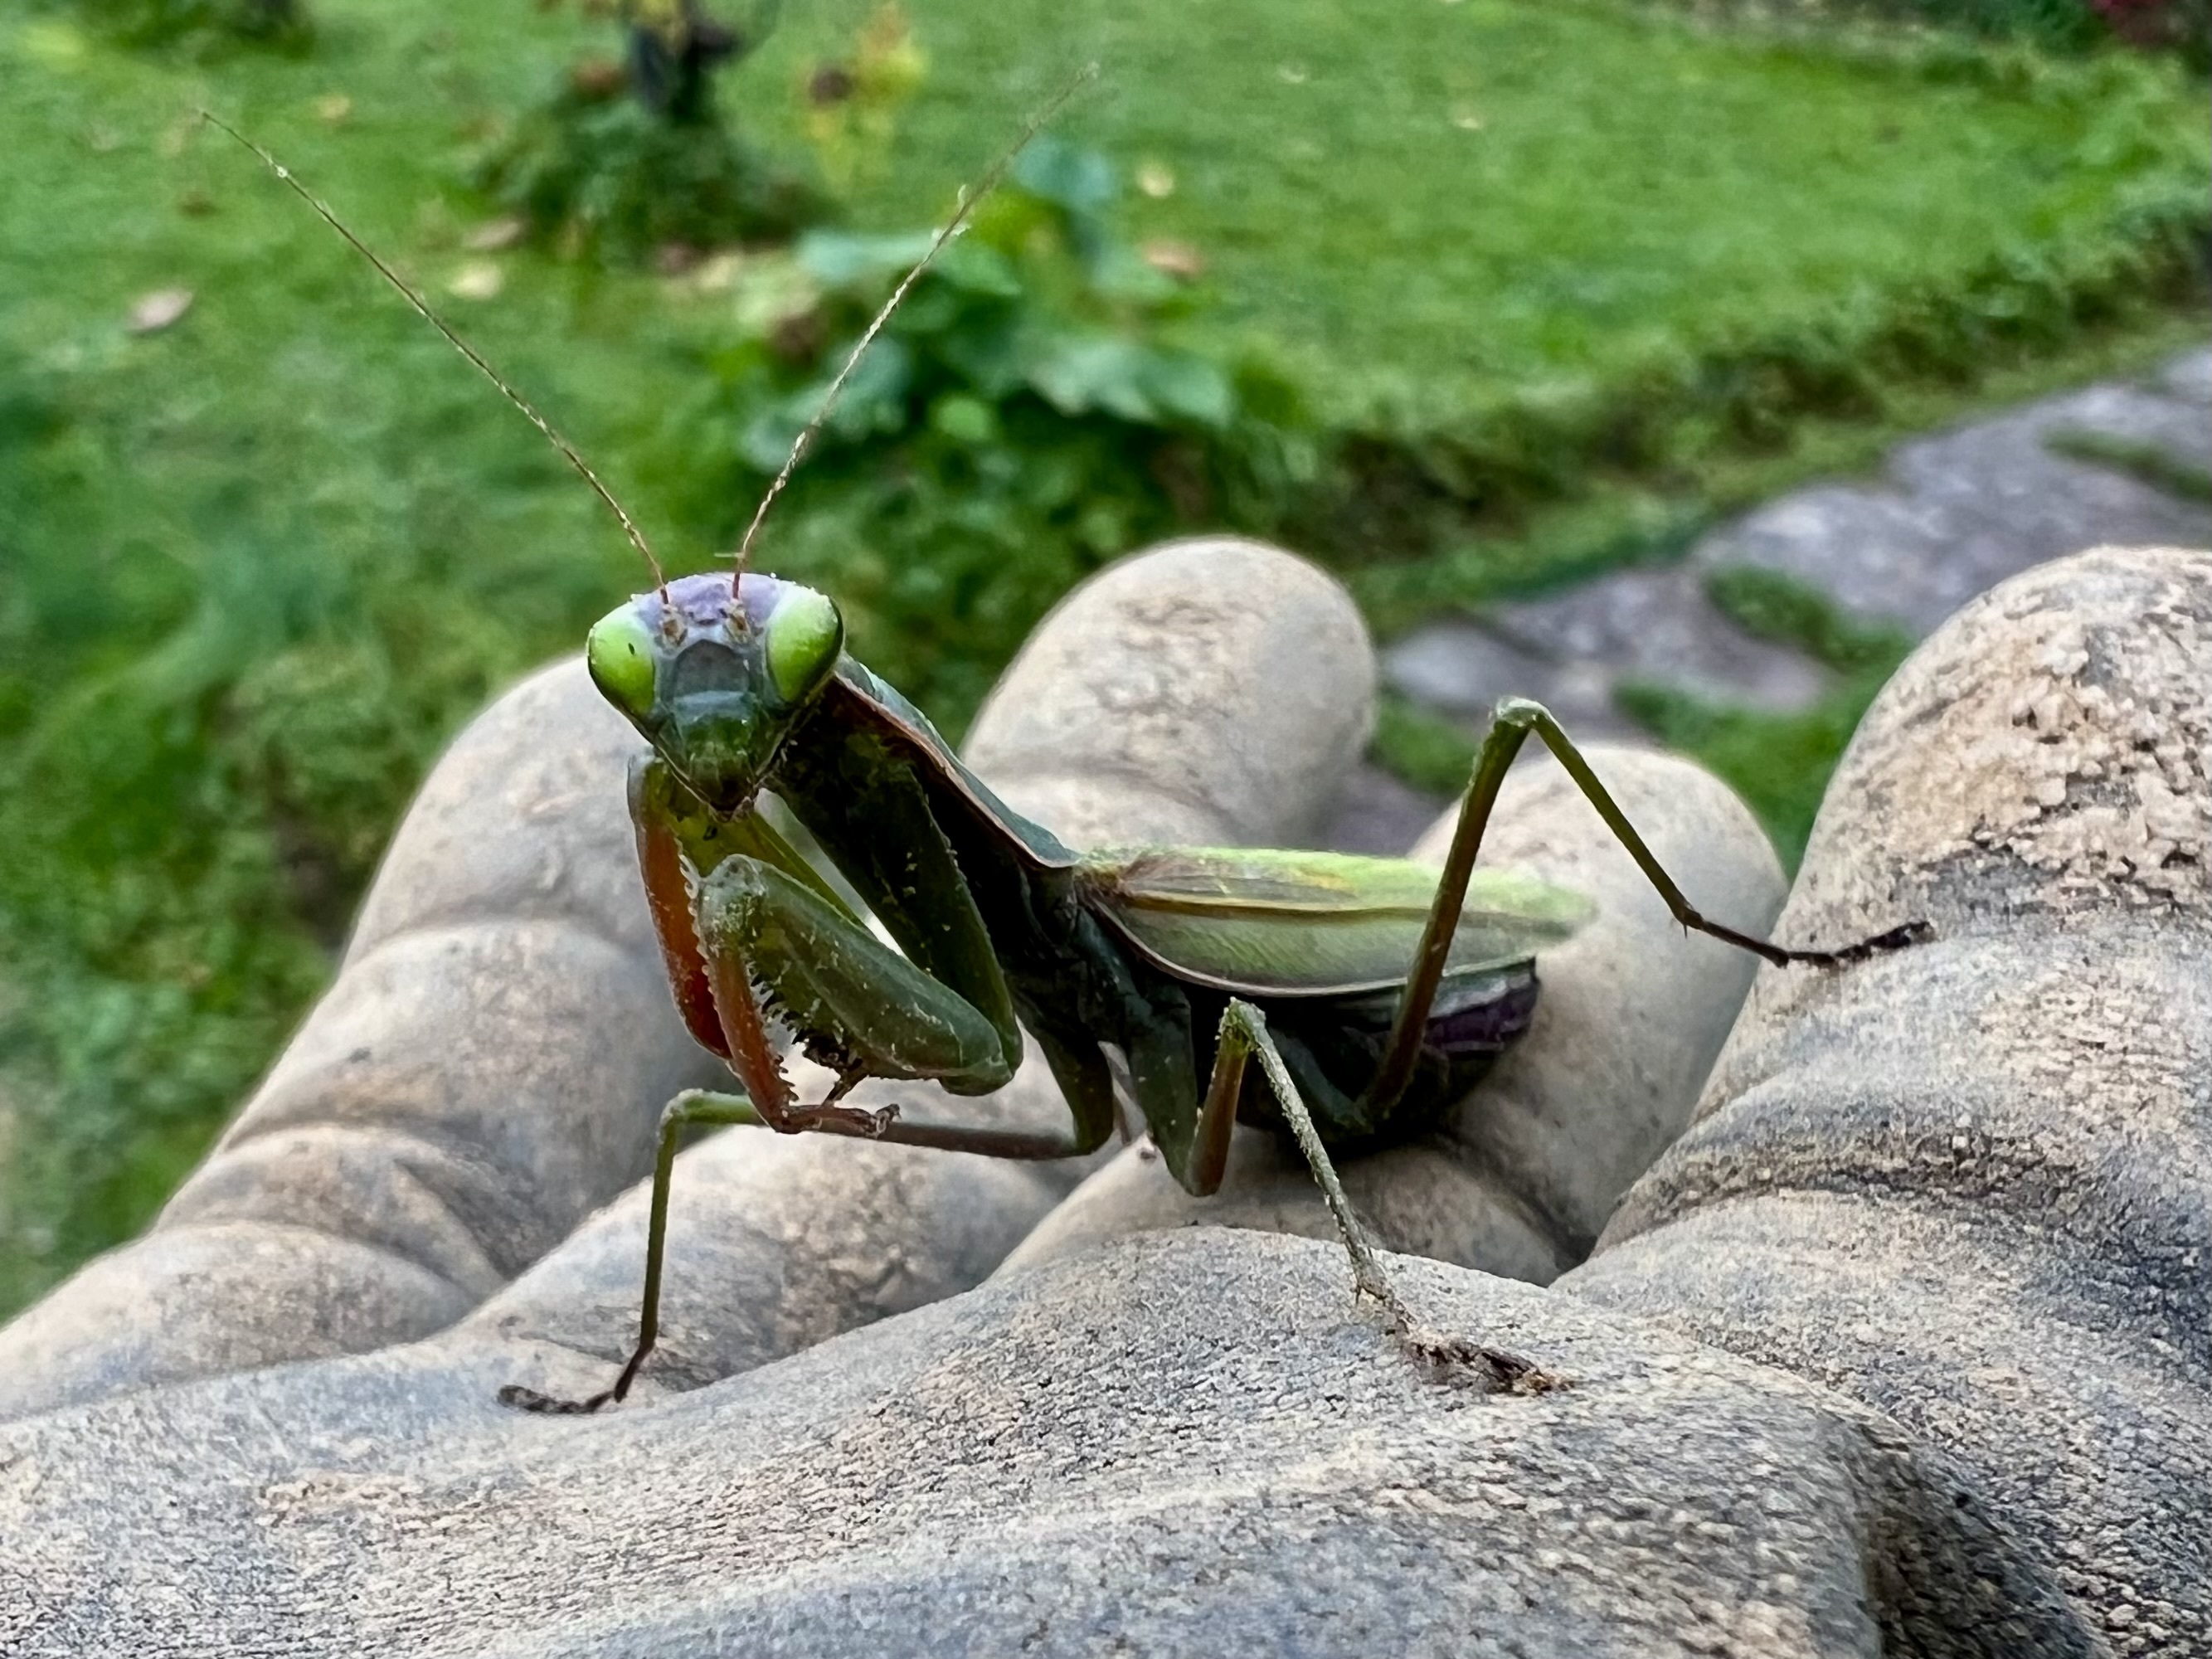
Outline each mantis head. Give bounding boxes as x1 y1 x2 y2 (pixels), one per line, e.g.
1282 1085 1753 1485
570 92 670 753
586 572 844 805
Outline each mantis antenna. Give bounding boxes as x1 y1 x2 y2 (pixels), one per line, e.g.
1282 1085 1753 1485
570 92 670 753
201 61 1097 611
727 60 1101 598
197 109 671 599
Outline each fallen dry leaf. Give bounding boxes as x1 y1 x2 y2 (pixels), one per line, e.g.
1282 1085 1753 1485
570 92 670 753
686 251 745 294
447 262 505 300
464 216 528 252
128 288 194 333
1141 240 1204 281
808 64 856 106
570 57 627 100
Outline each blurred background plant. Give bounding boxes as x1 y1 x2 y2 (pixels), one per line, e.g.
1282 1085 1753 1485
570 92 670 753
475 0 830 263
798 3 926 194
0 0 2205 1308
649 134 1308 718
1691 0 2207 61
64 0 308 51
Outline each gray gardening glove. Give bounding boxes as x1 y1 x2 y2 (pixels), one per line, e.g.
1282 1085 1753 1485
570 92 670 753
2 539 2203 1658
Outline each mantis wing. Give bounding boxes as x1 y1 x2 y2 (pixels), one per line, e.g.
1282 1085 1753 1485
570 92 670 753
1077 847 1593 998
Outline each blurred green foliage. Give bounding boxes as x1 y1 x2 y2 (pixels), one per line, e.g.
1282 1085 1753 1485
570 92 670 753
474 0 832 265
0 0 2205 1311
475 80 829 265
1669 0 2208 64
1349 71 2211 623
0 336 586 1306
654 136 1309 721
59 0 307 51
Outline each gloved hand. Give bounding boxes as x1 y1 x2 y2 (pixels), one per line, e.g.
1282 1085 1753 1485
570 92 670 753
2 538 2201 1658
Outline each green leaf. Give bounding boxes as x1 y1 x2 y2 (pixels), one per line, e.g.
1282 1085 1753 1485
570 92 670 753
821 335 915 438
1140 351 1235 430
953 341 1032 402
738 406 803 473
1011 135 1117 216
796 230 937 289
1087 244 1177 305
934 240 1024 297
929 393 1000 446
883 280 965 339
1027 334 1157 422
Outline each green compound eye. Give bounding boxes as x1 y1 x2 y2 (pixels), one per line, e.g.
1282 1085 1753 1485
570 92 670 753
585 604 659 718
766 586 843 703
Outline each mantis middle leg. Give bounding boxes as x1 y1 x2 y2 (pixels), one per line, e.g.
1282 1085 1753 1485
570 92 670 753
498 1088 759 1415
498 1080 1110 1415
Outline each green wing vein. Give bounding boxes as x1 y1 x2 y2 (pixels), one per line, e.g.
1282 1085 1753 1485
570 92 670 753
1078 847 1594 996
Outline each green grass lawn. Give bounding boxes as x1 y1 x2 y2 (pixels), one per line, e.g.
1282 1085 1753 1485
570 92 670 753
0 0 2203 1311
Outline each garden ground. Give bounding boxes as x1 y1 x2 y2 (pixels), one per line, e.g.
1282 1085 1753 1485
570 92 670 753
0 0 2204 1308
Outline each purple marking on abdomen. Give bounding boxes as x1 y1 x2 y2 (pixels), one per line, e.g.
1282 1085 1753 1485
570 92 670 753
1427 977 1541 1058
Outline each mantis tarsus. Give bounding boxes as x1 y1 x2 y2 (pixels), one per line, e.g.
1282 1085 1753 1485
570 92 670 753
204 95 1927 1416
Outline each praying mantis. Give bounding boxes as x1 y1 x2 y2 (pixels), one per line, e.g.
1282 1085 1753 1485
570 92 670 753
203 89 1925 1416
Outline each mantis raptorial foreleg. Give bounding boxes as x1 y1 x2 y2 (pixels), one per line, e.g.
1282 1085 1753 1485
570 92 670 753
1363 697 1926 1120
503 854 1114 1415
693 853 1121 1163
696 854 1018 1102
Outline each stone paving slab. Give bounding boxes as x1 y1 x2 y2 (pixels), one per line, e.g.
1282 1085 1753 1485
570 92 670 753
1340 345 2212 854
1711 377 2212 637
1383 567 1833 734
1383 618 1636 740
2156 345 2212 405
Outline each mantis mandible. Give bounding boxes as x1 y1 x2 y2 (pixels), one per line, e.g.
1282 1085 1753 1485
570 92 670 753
203 92 1926 1414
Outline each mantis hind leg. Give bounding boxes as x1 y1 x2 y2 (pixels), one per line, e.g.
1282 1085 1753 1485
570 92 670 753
1211 1000 1563 1393
1364 696 1928 1118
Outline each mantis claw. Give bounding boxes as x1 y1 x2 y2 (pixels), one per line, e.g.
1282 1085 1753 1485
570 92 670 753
1392 1327 1569 1396
498 1383 619 1416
